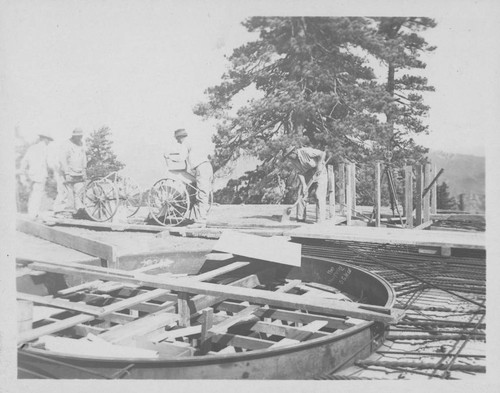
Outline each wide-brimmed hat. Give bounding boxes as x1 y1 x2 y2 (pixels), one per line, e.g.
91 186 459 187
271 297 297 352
174 128 188 138
38 132 53 141
282 145 297 159
72 128 84 137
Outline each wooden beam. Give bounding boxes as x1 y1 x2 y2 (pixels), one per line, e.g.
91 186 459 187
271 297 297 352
18 288 170 344
192 261 250 281
29 260 398 323
423 164 431 223
210 333 274 351
16 217 117 267
17 292 105 315
213 231 301 267
200 308 214 354
338 163 345 215
271 320 328 347
327 164 335 221
431 164 438 214
177 292 191 327
208 305 260 335
350 163 356 213
250 320 329 341
413 220 433 230
375 162 381 227
404 166 413 228
99 312 179 343
345 164 352 225
415 165 423 226
217 302 355 330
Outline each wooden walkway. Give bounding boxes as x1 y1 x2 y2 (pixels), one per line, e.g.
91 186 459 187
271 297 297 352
287 223 485 251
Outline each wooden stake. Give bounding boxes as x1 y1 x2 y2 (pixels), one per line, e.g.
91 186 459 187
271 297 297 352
345 164 352 225
423 164 431 223
177 292 191 327
338 163 345 215
404 166 413 228
327 164 335 220
415 165 423 226
200 308 214 354
375 162 381 227
350 163 356 213
431 164 438 214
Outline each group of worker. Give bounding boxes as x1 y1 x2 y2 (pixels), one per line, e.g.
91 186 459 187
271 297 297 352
19 128 87 220
19 126 328 226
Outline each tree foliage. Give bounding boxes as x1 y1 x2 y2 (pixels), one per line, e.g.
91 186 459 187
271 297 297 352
196 17 436 204
86 126 125 179
437 181 458 210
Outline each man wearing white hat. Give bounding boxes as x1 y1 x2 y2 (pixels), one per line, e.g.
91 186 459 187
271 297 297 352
19 133 54 219
53 128 87 218
172 128 213 227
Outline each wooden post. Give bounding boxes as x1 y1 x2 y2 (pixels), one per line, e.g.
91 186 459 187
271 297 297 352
200 307 214 354
404 166 413 228
431 164 437 214
327 165 336 220
345 163 352 225
338 163 345 216
423 164 431 223
350 163 356 215
375 162 381 227
178 292 191 327
415 165 423 226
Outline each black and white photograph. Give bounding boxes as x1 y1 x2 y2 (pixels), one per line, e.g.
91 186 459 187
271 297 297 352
0 0 498 391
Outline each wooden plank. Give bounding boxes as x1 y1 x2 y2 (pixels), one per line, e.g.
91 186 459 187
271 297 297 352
213 231 301 267
404 165 413 228
217 302 356 330
276 279 301 293
286 225 484 250
210 333 274 351
192 261 250 281
345 163 352 225
45 217 164 233
17 292 105 316
249 321 328 340
271 320 328 347
327 164 335 220
339 163 345 215
99 312 179 343
177 292 191 327
16 217 117 267
18 288 170 344
208 305 260 335
414 220 433 230
200 308 214 353
423 164 431 222
30 260 398 323
375 162 381 227
350 163 356 213
415 165 423 226
57 280 104 296
204 252 235 262
431 164 438 214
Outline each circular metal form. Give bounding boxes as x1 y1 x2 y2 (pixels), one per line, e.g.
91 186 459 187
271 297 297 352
147 178 190 226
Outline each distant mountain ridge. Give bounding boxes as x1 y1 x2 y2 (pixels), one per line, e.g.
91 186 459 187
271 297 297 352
427 150 485 197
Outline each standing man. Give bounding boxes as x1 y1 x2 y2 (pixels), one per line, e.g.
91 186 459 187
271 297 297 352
283 146 327 223
53 128 87 218
19 133 54 219
172 128 213 228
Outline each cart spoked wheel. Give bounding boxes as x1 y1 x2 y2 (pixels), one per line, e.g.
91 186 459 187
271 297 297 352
83 179 119 222
148 178 190 226
117 176 142 217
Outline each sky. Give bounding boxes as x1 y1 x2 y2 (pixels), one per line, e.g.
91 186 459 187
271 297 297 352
1 0 499 188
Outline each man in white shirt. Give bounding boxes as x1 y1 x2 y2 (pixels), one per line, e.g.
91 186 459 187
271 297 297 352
284 146 327 223
19 133 54 219
173 128 213 227
53 128 87 217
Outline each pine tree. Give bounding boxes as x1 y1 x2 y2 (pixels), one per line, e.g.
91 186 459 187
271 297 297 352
437 182 458 210
195 17 436 203
86 126 125 179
